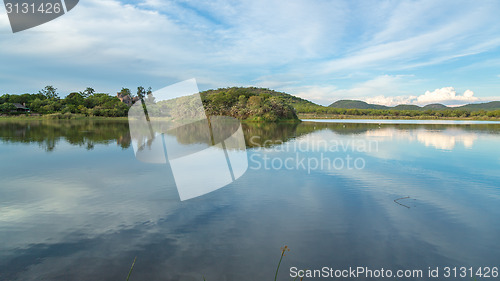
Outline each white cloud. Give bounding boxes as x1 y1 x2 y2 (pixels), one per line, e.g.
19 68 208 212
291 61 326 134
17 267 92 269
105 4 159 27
1 0 500 101
283 85 339 106
0 0 350 94
417 87 478 104
365 87 480 106
365 95 417 107
274 74 426 105
284 75 417 105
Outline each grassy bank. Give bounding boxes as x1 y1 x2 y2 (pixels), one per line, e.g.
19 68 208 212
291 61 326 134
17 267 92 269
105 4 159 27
0 113 128 121
1 112 301 123
4 113 499 122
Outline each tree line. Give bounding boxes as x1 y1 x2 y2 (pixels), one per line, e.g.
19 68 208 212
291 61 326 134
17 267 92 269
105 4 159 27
0 85 150 117
294 104 500 118
2 85 499 119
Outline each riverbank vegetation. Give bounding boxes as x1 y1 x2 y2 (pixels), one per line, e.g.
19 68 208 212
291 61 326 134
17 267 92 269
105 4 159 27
1 86 499 121
0 86 300 122
298 111 500 120
0 86 131 117
296 104 500 119
202 87 500 120
297 99 500 119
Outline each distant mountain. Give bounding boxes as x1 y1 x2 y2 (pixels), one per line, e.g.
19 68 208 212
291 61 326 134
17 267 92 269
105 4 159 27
456 101 500 111
328 100 389 110
328 100 500 111
393 104 422 110
200 87 500 114
423 103 447 109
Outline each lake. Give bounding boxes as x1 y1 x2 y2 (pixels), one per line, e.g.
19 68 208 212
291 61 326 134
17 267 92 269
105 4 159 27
0 119 499 280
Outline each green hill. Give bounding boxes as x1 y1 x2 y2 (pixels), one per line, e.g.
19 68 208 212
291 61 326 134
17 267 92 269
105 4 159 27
393 104 422 110
202 87 317 108
199 87 300 122
423 103 447 109
199 88 500 120
328 100 500 111
329 100 388 109
456 101 500 111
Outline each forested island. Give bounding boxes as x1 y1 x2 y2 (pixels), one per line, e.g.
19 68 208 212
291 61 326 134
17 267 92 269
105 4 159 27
1 86 499 121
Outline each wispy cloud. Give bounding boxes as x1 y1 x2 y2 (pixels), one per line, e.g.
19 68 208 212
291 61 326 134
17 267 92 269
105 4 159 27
282 85 339 106
0 0 499 101
321 2 500 73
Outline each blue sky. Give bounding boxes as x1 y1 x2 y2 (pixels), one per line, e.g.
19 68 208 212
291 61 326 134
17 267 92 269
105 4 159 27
1 0 499 105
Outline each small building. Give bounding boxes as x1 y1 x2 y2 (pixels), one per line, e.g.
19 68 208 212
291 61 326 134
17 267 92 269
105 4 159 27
117 93 140 106
13 103 30 112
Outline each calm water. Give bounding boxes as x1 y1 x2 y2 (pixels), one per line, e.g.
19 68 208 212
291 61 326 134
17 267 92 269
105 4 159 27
0 119 499 280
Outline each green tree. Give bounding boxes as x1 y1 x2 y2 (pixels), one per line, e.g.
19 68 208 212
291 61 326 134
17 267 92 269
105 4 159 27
136 86 152 101
65 92 85 107
0 94 10 104
136 86 145 99
119 87 132 97
82 87 95 98
39 85 59 100
0 103 16 113
29 98 48 113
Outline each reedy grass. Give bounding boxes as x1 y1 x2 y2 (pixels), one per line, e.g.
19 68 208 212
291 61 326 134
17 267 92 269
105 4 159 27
202 245 303 281
274 245 290 281
125 246 303 281
126 256 137 281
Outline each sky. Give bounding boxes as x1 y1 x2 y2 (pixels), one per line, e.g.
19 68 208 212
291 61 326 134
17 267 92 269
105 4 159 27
1 0 500 106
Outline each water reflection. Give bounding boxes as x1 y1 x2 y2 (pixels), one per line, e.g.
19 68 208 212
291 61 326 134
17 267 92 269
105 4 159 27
0 119 132 151
0 120 499 281
365 128 479 150
2 120 499 152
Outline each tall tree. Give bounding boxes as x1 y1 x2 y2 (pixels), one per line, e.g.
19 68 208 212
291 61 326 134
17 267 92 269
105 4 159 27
38 85 59 100
119 88 132 97
82 87 95 98
137 86 146 99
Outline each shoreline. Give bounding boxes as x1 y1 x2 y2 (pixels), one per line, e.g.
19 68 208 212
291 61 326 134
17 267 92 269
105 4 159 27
297 114 500 121
0 114 128 121
1 113 500 122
